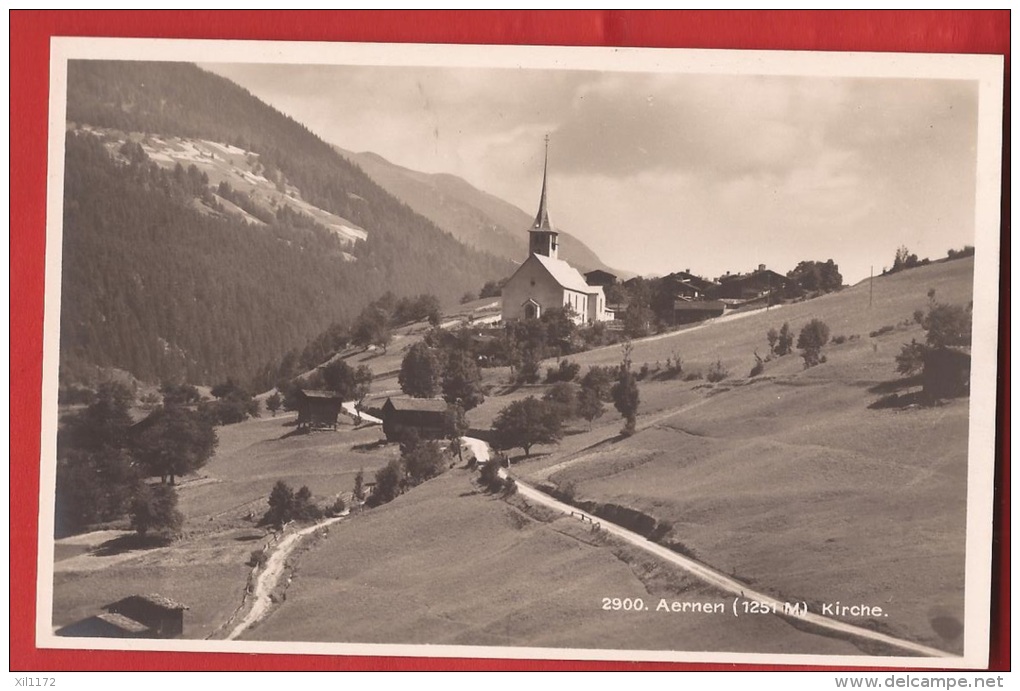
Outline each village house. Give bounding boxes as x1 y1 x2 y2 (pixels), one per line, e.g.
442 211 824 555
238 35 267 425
501 138 612 326
295 389 345 431
716 264 789 302
381 397 449 442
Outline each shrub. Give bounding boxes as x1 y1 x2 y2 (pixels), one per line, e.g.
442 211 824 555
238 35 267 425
831 335 847 345
545 358 581 384
769 323 794 356
706 360 729 383
402 439 447 486
611 364 640 437
870 325 895 338
478 458 503 492
328 496 346 517
797 319 831 368
683 370 704 381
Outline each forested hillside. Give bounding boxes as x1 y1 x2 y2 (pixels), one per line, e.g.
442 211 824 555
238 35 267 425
60 61 514 385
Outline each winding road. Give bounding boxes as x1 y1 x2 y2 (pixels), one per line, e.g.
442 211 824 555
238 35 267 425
474 438 952 659
226 515 346 640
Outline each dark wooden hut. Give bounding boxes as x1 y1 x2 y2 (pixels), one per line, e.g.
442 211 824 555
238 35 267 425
103 594 188 638
296 389 344 430
381 397 448 441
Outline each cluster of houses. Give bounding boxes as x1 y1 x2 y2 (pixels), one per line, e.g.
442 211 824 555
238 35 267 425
500 137 790 329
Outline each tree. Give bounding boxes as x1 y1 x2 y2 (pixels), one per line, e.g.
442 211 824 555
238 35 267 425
769 322 794 356
403 439 447 486
399 342 442 398
352 365 374 419
491 397 563 458
266 391 282 416
55 447 139 537
263 480 295 528
370 459 405 506
130 483 184 543
353 305 391 353
63 381 135 451
353 468 366 504
134 406 218 484
443 404 469 462
611 363 640 437
577 387 605 430
581 366 615 402
479 279 503 299
160 381 201 407
786 259 843 295
896 300 972 377
543 381 579 422
797 319 831 368
442 348 485 410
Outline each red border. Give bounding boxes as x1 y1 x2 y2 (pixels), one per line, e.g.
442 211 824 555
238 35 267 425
10 10 1009 672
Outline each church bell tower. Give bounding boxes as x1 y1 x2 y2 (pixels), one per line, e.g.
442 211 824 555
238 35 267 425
529 135 559 260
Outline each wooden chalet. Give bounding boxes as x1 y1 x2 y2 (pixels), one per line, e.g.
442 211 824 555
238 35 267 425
296 389 344 430
381 397 448 441
584 269 618 288
717 265 789 301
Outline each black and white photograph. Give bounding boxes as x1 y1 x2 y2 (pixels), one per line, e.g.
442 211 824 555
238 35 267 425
37 37 1003 667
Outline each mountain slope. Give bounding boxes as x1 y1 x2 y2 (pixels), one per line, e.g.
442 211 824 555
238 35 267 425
338 148 628 277
60 61 515 385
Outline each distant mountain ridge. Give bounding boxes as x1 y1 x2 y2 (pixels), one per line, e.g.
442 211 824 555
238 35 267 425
337 147 629 278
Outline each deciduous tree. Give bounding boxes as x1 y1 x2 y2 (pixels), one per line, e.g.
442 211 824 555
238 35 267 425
491 397 563 458
399 342 442 398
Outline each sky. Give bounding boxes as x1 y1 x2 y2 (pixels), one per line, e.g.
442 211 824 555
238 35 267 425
204 61 980 285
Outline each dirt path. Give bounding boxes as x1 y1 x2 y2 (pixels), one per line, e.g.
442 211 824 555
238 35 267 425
484 445 953 658
226 515 345 640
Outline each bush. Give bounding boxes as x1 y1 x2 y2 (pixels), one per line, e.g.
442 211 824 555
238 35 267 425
478 459 504 492
870 325 895 338
768 323 794 356
402 439 447 486
545 358 581 384
831 335 847 345
683 370 704 381
706 360 729 383
797 319 831 368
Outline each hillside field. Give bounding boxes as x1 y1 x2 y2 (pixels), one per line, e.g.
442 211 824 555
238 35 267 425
50 257 979 659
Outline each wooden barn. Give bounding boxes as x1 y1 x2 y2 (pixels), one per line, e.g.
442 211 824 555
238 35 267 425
296 389 344 430
381 397 448 441
922 347 971 399
102 594 189 638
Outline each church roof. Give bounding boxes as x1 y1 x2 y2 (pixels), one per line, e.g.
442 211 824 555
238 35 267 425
532 254 597 294
531 136 555 233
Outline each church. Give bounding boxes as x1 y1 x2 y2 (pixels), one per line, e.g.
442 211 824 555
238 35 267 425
501 139 611 326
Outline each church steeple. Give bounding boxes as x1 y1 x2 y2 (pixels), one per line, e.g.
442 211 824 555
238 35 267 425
529 135 559 259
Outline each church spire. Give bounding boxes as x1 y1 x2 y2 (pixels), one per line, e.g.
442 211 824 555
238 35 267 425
532 134 554 232
528 135 559 259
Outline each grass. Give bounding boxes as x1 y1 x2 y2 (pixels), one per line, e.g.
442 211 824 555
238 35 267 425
242 467 861 655
50 257 976 655
51 414 398 638
508 258 975 654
